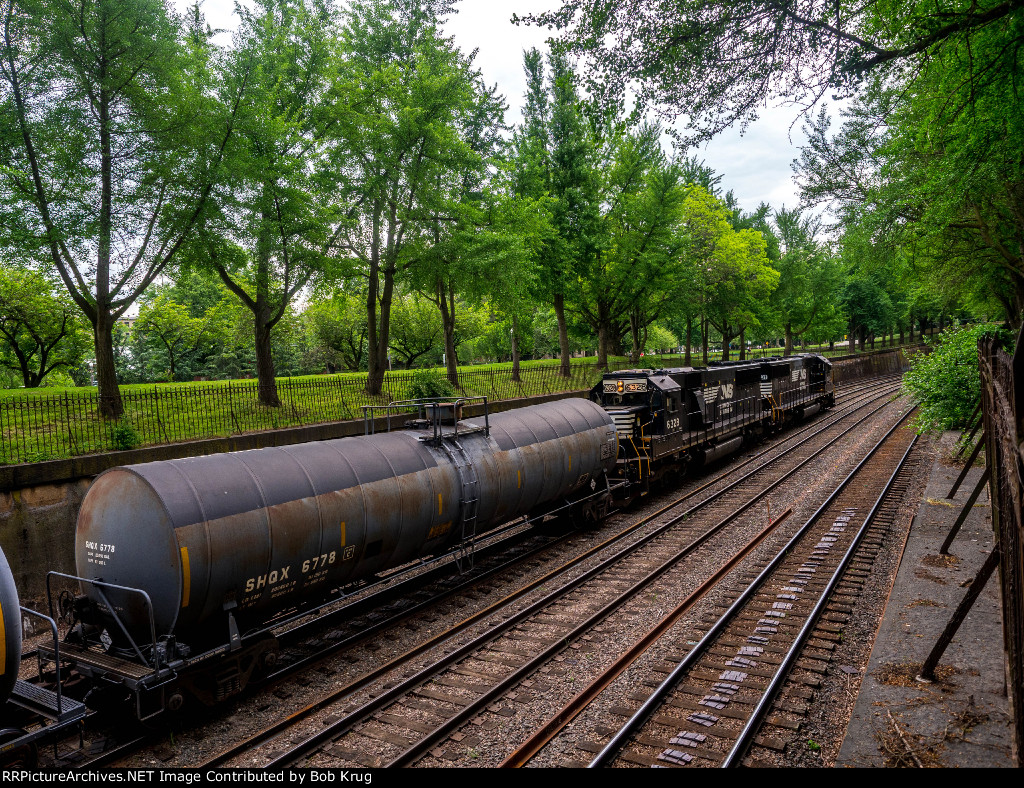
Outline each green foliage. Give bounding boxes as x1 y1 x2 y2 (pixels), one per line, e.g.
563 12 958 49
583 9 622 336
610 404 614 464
406 368 457 401
0 265 91 387
902 323 1009 433
108 421 142 452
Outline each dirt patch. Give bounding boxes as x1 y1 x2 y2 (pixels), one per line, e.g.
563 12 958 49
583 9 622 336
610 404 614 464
922 553 960 568
876 710 947 767
914 568 947 584
875 662 957 688
906 598 943 608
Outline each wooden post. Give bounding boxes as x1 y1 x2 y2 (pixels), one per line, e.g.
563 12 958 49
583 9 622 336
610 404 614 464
918 547 1001 682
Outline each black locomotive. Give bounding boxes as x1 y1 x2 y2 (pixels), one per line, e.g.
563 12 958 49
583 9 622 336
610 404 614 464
591 354 835 494
1 354 834 759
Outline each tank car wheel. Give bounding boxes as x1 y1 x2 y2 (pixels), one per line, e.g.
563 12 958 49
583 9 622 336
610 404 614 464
166 691 186 713
258 647 279 671
0 729 38 768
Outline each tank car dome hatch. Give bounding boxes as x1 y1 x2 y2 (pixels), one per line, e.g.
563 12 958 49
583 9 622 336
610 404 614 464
1 546 22 705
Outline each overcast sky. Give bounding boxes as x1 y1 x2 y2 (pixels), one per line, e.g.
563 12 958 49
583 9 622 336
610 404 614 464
177 0 810 213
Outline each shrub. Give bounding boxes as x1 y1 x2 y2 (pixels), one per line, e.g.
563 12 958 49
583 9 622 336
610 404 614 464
902 322 1010 433
108 420 142 451
406 368 456 401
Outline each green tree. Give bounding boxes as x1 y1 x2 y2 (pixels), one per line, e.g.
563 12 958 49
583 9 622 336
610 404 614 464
0 264 90 387
197 0 337 406
134 291 225 381
304 290 369 372
770 207 843 354
327 0 483 395
510 48 602 377
520 1 1023 143
388 291 443 369
0 0 243 416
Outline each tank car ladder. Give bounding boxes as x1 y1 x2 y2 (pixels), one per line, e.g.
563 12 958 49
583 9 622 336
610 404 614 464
439 439 480 573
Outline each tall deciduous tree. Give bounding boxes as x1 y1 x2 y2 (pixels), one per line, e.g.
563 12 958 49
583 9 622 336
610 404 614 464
328 0 480 395
511 47 602 377
0 0 242 416
197 0 337 406
770 207 843 354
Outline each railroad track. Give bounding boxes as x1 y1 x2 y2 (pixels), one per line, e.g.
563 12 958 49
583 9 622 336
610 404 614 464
56 376 900 769
187 381 908 769
558 412 920 768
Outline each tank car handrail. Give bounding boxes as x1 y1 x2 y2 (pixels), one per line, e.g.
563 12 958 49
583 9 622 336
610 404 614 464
362 395 490 442
19 606 66 716
45 572 161 672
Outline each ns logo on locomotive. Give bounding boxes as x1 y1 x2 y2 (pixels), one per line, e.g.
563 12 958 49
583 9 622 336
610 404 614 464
0 354 833 764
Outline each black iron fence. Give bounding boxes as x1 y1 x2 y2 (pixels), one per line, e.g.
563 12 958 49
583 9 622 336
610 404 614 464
0 346 922 467
0 362 621 465
979 332 1024 764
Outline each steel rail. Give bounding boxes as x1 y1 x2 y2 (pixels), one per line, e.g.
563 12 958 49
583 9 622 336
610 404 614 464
721 433 919 767
588 406 916 767
500 509 794 767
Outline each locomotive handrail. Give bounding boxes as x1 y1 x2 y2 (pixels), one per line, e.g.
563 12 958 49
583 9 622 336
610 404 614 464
45 572 161 672
18 606 66 717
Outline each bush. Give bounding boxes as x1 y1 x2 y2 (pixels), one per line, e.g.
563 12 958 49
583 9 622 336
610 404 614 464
406 368 456 401
108 420 142 451
902 322 1010 433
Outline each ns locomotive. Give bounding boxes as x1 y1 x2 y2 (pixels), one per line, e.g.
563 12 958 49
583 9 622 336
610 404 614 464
591 353 835 494
2 353 833 739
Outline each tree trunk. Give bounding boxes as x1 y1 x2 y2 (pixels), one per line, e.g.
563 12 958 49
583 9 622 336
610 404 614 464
629 312 642 364
554 293 571 377
94 312 123 419
784 322 794 356
597 321 609 369
701 317 709 366
365 203 385 395
739 328 746 361
254 309 280 407
438 281 458 388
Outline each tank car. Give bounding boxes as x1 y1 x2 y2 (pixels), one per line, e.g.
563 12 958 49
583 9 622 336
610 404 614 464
43 397 617 713
591 354 834 492
1 545 21 706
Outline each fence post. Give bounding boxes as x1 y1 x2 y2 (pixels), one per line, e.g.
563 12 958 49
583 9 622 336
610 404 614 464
63 392 77 455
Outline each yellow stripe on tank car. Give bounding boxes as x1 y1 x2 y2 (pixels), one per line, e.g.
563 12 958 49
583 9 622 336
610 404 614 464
0 600 6 676
340 521 346 546
438 494 443 515
517 470 522 489
180 547 191 609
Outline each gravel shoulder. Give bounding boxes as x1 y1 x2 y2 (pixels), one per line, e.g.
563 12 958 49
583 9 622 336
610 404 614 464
834 431 1014 768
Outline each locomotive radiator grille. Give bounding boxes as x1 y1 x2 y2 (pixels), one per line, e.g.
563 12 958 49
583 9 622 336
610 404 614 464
607 411 636 439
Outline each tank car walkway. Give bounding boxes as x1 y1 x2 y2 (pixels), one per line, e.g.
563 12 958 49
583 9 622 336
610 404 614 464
836 432 1014 768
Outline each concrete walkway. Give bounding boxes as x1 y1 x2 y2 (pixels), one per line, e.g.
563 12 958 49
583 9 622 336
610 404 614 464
837 432 1015 767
